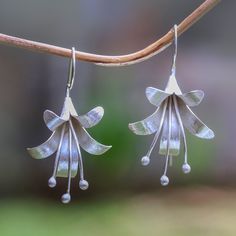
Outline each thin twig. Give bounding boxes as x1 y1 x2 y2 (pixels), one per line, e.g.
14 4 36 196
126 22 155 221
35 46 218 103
0 0 220 67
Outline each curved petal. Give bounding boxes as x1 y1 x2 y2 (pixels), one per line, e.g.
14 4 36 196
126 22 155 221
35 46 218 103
27 130 61 159
56 127 78 178
159 102 180 156
75 124 111 155
73 106 104 128
146 87 169 107
44 110 66 131
128 106 163 135
178 99 214 139
178 90 204 107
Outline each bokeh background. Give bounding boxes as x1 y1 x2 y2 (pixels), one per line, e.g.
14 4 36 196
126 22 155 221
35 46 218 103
0 0 236 235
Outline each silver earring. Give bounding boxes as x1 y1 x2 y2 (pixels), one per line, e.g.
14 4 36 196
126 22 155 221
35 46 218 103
27 47 112 203
128 25 214 186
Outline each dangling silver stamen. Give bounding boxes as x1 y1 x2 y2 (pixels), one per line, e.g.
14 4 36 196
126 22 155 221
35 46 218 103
160 98 172 186
48 124 66 188
160 158 169 186
77 144 89 190
168 97 173 168
143 100 168 166
61 127 72 204
173 95 191 174
69 120 89 191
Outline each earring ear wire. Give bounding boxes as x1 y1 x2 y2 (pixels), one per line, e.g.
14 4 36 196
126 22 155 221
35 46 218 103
66 47 76 97
171 24 178 76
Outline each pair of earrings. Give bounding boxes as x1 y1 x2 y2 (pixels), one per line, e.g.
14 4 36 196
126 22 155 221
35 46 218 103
27 25 214 203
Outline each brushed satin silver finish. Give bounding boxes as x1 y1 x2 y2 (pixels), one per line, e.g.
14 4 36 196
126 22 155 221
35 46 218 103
146 100 168 158
27 47 111 203
75 106 104 128
178 90 204 107
27 96 112 201
129 77 214 185
128 25 214 186
44 110 66 131
27 129 61 159
159 98 180 156
56 124 79 178
128 106 163 136
178 99 214 139
76 123 111 155
145 87 169 107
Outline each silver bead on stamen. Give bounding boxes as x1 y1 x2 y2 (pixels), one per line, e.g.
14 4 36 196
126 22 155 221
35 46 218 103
182 163 191 174
79 180 89 190
160 175 169 186
141 156 150 166
61 193 71 204
48 177 57 188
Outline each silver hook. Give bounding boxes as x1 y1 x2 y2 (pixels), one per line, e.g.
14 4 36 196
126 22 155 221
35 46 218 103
171 24 178 75
66 47 76 97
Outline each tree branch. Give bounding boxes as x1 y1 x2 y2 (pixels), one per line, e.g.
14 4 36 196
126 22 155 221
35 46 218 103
0 0 220 67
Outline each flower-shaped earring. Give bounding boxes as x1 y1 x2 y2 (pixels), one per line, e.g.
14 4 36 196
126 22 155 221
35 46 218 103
27 47 112 203
128 25 214 186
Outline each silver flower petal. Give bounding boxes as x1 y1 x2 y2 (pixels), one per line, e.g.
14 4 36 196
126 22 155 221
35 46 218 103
128 106 163 135
159 100 180 156
27 129 61 159
178 99 214 139
57 126 78 178
178 90 204 107
74 106 104 128
75 124 112 155
145 87 169 107
44 110 66 131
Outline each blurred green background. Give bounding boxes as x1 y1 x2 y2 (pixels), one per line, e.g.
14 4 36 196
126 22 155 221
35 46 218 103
0 0 236 235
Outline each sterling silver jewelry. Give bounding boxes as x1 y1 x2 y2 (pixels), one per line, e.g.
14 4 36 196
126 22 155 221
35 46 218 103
128 25 214 186
27 47 112 203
